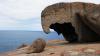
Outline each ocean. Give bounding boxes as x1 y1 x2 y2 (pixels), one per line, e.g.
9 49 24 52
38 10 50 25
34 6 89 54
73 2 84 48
0 30 63 53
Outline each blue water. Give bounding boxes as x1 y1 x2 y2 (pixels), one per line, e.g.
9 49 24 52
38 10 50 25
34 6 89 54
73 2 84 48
0 30 63 53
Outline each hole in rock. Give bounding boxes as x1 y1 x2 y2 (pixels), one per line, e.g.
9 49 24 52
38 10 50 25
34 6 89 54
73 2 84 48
50 23 78 42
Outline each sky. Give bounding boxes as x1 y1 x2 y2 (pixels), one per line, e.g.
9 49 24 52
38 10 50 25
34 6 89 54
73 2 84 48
0 0 99 31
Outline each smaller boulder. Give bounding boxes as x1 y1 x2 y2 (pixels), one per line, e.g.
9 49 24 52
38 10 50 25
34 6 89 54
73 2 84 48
26 38 46 53
17 44 28 49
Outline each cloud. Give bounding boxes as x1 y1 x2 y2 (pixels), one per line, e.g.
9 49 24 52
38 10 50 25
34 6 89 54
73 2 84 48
0 18 42 31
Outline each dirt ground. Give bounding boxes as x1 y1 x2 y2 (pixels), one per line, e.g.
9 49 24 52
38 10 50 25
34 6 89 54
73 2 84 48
0 39 100 56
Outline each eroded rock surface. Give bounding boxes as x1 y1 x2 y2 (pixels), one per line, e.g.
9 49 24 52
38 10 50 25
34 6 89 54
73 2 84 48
1 40 100 56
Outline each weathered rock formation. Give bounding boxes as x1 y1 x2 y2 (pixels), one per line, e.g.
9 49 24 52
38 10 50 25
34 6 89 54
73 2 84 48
41 2 100 42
